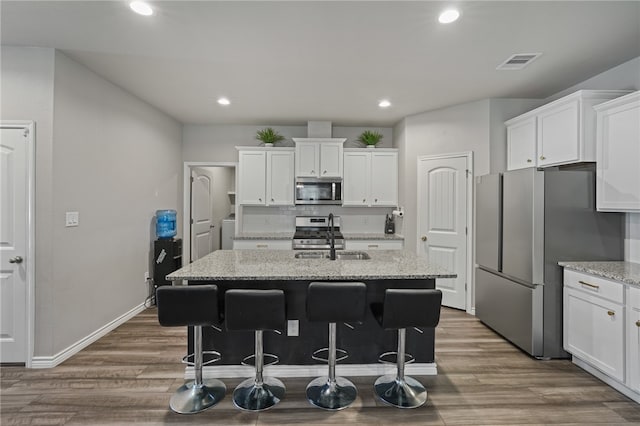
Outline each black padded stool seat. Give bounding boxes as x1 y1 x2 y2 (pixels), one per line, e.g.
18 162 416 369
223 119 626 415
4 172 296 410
305 282 367 410
225 289 286 412
156 285 225 414
372 288 442 409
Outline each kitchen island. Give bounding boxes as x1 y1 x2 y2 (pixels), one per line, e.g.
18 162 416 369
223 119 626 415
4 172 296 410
166 249 455 377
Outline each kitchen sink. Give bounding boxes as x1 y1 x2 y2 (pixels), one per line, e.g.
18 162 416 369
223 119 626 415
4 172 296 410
294 252 329 259
293 251 371 260
335 251 371 260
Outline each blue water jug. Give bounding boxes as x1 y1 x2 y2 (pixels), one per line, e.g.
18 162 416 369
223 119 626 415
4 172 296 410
156 209 177 239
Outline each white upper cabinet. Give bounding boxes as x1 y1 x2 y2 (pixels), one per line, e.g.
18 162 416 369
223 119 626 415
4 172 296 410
343 149 398 207
293 138 345 178
237 147 294 206
506 90 631 170
506 116 537 170
594 91 640 212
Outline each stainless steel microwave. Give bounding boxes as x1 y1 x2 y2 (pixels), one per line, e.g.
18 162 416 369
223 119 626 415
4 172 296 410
295 178 342 205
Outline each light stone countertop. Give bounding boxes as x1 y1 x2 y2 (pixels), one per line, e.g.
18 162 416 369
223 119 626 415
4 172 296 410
167 249 455 281
558 261 640 287
342 233 404 241
233 232 294 240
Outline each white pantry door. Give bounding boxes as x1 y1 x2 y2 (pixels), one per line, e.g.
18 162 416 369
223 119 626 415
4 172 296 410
190 168 214 262
0 125 29 363
417 155 469 310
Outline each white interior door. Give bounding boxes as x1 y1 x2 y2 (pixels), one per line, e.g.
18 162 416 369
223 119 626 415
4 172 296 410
190 169 214 262
418 155 469 310
0 126 29 363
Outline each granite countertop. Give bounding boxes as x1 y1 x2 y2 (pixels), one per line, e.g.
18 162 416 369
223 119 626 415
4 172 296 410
559 261 640 287
167 249 455 281
233 232 294 240
342 233 404 241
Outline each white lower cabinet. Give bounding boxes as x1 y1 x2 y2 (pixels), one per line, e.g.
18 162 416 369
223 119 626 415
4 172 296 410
345 240 403 250
628 287 640 393
563 269 640 402
233 240 292 250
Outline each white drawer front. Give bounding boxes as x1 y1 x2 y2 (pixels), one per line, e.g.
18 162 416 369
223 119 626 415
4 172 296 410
233 240 292 250
629 286 640 310
345 240 403 250
564 269 624 304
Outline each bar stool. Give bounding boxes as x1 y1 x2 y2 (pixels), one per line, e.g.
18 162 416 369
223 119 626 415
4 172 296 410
156 285 226 414
371 288 442 409
225 289 286 411
306 282 367 410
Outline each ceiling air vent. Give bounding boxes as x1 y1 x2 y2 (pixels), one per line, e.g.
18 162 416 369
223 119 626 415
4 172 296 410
496 53 542 70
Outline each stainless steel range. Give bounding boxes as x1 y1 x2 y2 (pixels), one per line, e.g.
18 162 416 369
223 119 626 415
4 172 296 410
293 216 345 250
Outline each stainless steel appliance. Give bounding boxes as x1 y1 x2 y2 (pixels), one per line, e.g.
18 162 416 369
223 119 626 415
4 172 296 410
475 165 624 358
295 178 342 205
293 216 345 250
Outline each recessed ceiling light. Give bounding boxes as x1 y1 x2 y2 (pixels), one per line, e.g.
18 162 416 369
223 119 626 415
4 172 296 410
217 97 231 106
130 1 153 16
378 100 391 108
438 9 460 24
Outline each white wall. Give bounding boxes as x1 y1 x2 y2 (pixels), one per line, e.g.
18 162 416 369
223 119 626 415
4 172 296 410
396 99 491 252
49 51 183 355
547 56 640 262
182 124 393 163
1 46 183 358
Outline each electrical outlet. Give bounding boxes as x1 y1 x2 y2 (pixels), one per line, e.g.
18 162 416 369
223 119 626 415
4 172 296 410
287 320 299 337
65 211 79 227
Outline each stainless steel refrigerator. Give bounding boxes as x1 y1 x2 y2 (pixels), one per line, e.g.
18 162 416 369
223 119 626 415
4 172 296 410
475 165 624 358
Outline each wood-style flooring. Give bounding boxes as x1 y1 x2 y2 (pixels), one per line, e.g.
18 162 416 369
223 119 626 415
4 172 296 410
2 307 639 425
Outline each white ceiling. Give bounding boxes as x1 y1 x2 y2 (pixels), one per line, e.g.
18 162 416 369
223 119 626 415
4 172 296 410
2 1 639 126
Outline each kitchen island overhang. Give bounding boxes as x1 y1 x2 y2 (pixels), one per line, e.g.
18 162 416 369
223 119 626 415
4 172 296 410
166 250 455 378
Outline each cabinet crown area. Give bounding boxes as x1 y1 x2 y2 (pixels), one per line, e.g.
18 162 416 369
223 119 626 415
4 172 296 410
505 89 632 171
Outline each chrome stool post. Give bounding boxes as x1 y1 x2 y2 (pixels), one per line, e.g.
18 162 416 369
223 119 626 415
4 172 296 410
225 289 286 412
156 285 226 415
372 289 442 409
305 282 367 411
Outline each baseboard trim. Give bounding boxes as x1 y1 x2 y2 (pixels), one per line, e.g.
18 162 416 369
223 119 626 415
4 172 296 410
31 303 146 369
573 357 640 403
186 362 438 379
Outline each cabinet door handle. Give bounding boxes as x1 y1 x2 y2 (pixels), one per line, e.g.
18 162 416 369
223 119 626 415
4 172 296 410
311 170 315 174
527 159 532 163
421 236 427 241
540 156 546 160
362 199 366 203
271 198 274 202
578 280 599 289
323 170 327 174
374 198 378 202
607 310 615 317
636 320 640 327
258 198 262 202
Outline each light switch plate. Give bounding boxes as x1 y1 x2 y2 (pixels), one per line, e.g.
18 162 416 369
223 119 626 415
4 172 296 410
65 211 79 227
287 319 299 337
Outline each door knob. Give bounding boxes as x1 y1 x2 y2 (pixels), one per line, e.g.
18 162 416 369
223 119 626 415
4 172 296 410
421 236 427 241
636 320 640 327
209 225 215 228
9 256 23 264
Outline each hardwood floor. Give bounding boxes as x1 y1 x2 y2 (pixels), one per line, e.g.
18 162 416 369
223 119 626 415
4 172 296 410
2 307 639 425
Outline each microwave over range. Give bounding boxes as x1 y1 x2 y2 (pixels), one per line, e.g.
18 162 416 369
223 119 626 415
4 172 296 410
295 178 342 205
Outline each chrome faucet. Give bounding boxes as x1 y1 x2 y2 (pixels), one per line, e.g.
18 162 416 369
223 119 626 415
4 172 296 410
327 213 336 260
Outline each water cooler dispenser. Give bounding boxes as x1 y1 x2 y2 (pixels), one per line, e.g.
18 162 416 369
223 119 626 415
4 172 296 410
152 210 182 288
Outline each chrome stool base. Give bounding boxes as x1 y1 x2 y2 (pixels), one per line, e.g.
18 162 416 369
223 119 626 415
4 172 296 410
373 375 427 409
232 377 286 412
306 376 357 410
169 379 226 414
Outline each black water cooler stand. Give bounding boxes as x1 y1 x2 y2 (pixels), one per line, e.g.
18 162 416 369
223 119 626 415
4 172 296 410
153 238 182 290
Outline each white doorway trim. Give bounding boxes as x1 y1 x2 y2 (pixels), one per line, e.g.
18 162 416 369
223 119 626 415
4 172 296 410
182 162 237 264
1 121 36 367
416 151 474 314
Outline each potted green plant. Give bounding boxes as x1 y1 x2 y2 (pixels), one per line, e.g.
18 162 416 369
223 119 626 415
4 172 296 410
357 130 383 148
256 127 285 147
